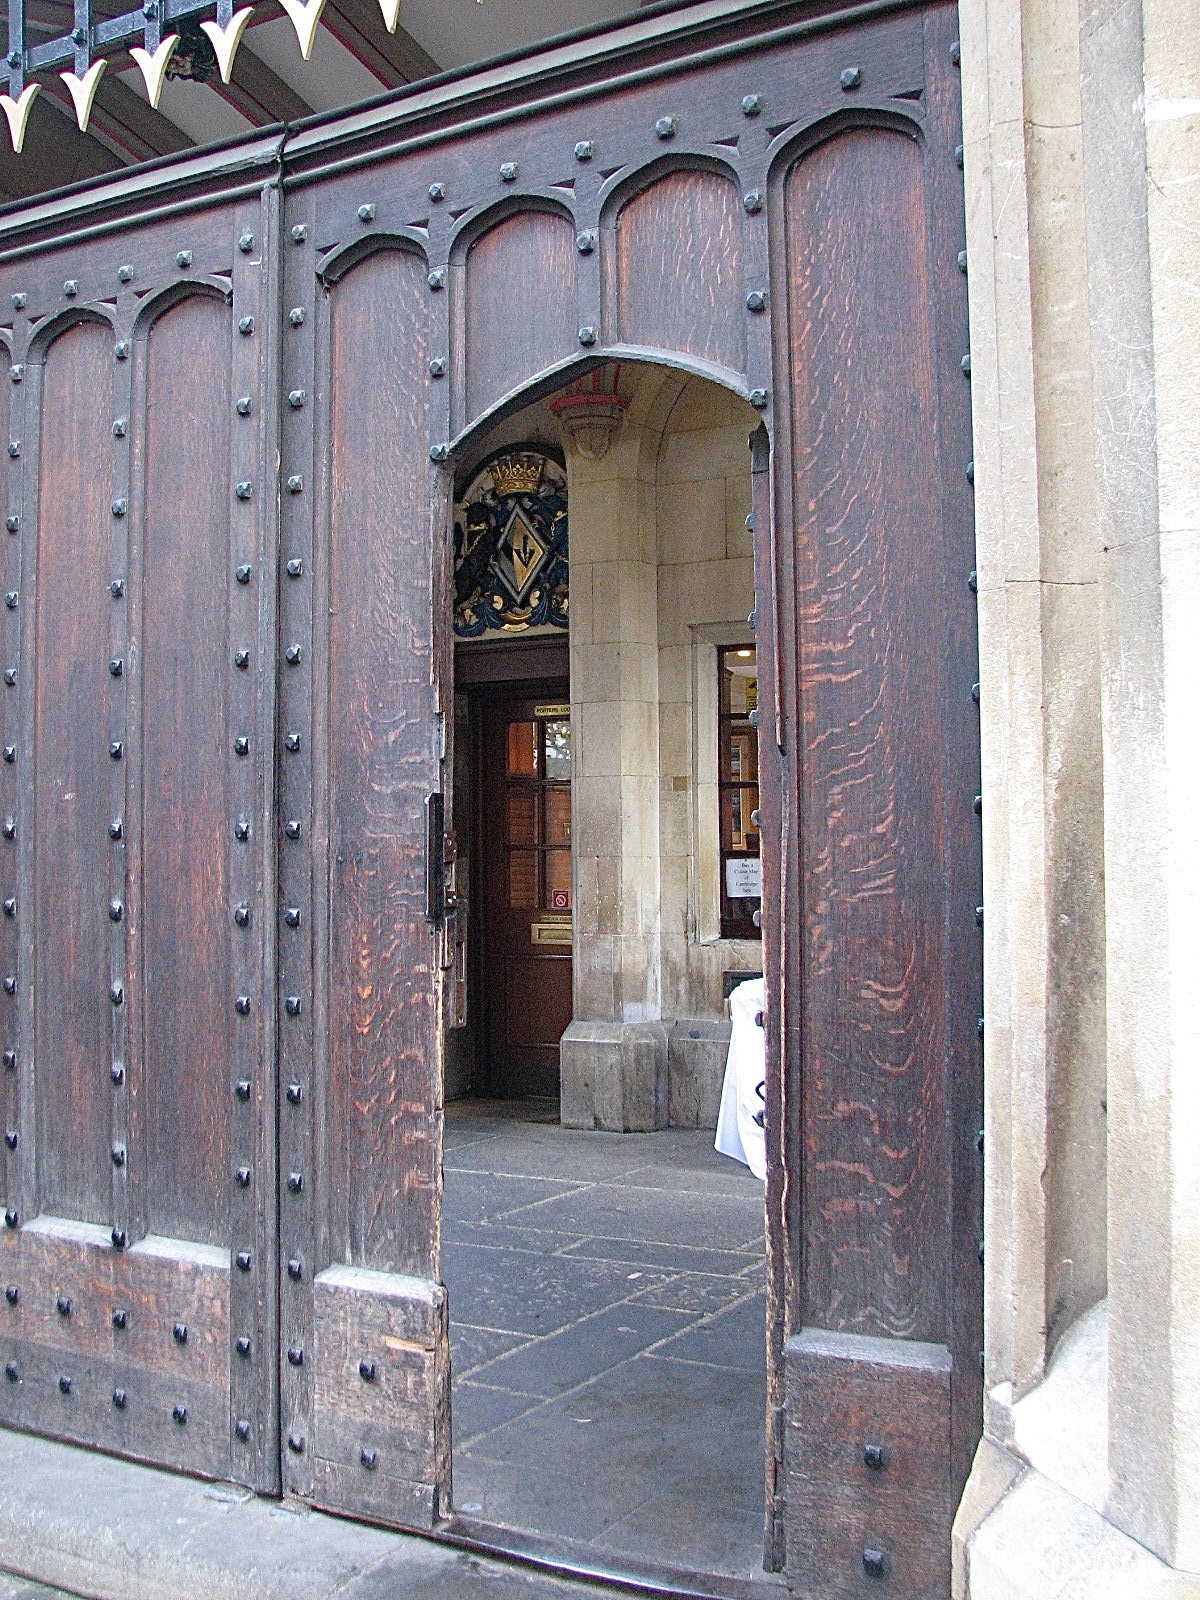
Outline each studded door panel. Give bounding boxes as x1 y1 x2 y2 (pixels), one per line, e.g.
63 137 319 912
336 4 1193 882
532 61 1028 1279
273 0 940 1535
0 195 280 1492
272 220 449 1515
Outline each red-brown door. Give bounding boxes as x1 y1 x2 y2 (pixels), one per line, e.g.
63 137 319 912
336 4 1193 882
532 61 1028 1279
479 689 573 1099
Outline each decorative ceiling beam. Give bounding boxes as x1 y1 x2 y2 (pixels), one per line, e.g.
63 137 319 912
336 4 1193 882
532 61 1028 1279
0 81 119 195
317 0 437 90
6 0 422 152
46 69 192 160
218 43 315 125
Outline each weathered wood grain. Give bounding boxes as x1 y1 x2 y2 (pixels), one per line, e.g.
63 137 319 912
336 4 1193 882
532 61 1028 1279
141 292 234 1249
33 319 113 1226
786 1329 951 1598
9 1220 229 1387
0 1336 231 1479
311 1265 449 1523
327 247 439 1278
921 4 986 1500
0 1218 231 1478
614 168 746 375
464 210 577 424
785 127 947 1344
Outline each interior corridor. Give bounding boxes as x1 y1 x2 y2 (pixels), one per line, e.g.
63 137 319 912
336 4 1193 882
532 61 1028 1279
442 1103 775 1588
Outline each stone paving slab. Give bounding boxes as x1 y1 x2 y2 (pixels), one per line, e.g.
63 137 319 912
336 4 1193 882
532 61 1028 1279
444 1120 770 1583
0 1429 626 1600
0 1577 73 1600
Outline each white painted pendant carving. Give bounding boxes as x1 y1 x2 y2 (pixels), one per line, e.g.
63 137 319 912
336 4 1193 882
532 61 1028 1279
129 34 180 109
279 0 326 61
199 7 254 84
60 59 106 132
0 84 39 153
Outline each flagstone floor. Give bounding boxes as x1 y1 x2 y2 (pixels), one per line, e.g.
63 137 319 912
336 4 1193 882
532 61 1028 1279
443 1100 775 1587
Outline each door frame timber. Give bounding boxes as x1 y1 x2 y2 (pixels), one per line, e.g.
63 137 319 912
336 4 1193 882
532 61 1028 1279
0 1 981 1592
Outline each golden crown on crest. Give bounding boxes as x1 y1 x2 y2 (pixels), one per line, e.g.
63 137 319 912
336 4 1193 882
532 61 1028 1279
489 453 545 497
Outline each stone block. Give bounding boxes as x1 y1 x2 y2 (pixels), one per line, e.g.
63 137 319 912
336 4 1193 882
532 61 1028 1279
725 474 754 558
559 1019 668 1132
951 1436 1024 1600
667 1018 731 1129
966 1464 1197 1600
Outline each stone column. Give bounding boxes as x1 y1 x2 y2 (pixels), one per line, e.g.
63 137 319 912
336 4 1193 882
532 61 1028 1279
960 0 1107 1432
953 0 1200 1589
559 374 676 1130
1099 0 1200 1566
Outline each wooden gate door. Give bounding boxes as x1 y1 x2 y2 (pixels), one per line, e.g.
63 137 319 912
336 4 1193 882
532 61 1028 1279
0 185 283 1490
0 0 980 1584
278 0 980 1569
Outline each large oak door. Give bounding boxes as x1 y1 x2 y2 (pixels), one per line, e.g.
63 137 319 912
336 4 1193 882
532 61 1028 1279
0 208 280 1491
0 1 980 1588
480 689 574 1098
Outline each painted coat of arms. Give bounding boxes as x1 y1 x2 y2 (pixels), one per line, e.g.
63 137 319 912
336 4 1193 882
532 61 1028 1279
453 448 568 637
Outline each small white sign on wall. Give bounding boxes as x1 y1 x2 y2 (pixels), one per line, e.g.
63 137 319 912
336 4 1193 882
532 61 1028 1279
725 856 762 899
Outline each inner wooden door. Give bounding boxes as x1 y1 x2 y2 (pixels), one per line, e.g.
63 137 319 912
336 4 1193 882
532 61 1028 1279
480 688 573 1099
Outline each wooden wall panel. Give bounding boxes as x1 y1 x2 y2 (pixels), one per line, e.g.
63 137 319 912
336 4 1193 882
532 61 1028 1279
327 248 438 1277
141 295 232 1248
615 169 745 375
464 210 576 424
785 129 947 1343
33 321 113 1225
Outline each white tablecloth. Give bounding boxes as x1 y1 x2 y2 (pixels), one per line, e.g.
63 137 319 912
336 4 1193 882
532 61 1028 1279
714 978 766 1181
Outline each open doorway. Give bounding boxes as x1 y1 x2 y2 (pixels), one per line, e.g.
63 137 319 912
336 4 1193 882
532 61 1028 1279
441 364 775 1591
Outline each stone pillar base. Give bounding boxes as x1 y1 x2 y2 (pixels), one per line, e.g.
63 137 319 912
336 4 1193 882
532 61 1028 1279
667 1019 732 1129
957 1447 1195 1599
560 1020 668 1131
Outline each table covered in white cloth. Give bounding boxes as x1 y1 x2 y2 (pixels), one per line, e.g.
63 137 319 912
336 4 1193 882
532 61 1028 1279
714 977 766 1181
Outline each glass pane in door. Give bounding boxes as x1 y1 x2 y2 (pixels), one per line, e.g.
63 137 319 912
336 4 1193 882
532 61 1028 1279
507 720 537 777
544 718 571 778
507 791 537 846
545 849 571 909
545 787 571 846
509 850 538 909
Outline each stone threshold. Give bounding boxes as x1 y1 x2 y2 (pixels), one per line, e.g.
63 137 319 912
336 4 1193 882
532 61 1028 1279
0 1426 775 1600
444 1514 786 1600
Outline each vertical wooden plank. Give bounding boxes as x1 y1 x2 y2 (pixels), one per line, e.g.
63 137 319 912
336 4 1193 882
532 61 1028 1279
463 211 577 425
141 293 232 1249
33 319 113 1226
243 185 283 1496
326 246 437 1278
279 187 319 1496
921 4 985 1499
785 126 948 1343
109 299 135 1259
4 319 24 1234
749 422 789 1572
613 168 746 375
